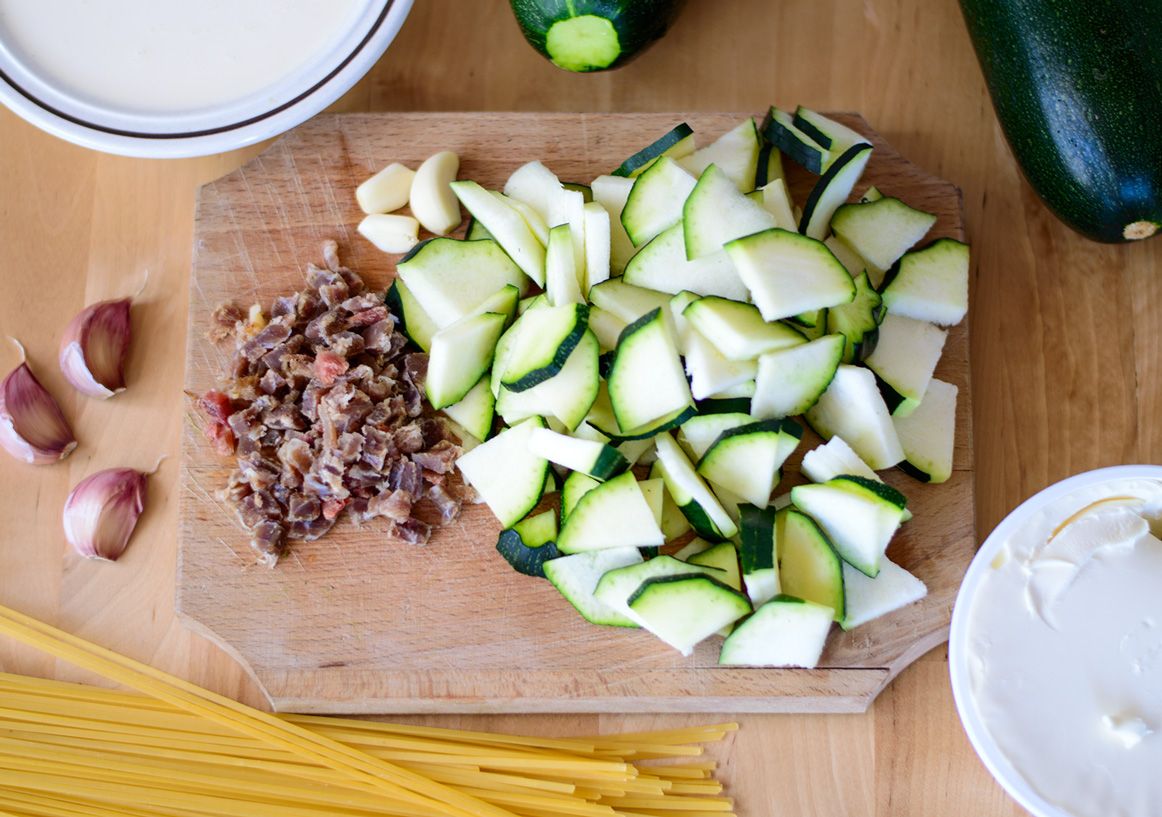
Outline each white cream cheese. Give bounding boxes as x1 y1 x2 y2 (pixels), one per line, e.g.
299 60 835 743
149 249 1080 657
966 478 1162 817
0 0 364 114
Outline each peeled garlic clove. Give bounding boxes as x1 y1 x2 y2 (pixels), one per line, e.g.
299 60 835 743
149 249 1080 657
358 213 420 254
356 162 415 214
0 342 77 465
410 151 461 235
63 467 149 561
59 298 132 399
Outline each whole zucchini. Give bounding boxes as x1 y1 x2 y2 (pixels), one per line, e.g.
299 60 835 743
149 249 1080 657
960 0 1162 242
509 0 687 73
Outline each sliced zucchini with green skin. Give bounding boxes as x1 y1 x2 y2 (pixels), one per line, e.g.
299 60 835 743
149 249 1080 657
725 229 856 322
607 308 692 432
561 470 602 521
683 329 757 401
792 106 868 155
456 417 549 528
517 293 545 315
623 223 750 302
799 143 873 241
738 503 780 607
801 436 880 484
465 218 494 241
654 433 739 541
588 278 674 323
593 555 724 630
545 223 585 307
777 508 845 621
557 471 664 553
708 379 756 399
754 141 785 188
441 375 495 442
426 312 508 409
880 239 970 327
615 434 655 467
678 118 762 192
503 160 562 221
396 237 529 329
683 164 777 260
585 381 696 443
751 334 845 419
384 278 439 352
830 197 937 285
718 595 834 668
790 476 906 578
840 558 927 631
587 305 629 352
650 460 694 540
611 122 696 178
672 536 713 561
527 427 630 480
500 302 589 392
628 574 751 655
496 510 561 577
683 296 805 361
827 271 882 362
621 157 697 246
496 190 550 245
760 107 830 174
697 420 797 508
450 181 547 286
863 313 947 417
582 201 612 293
805 364 905 470
688 542 742 592
677 412 753 460
893 378 957 484
469 284 521 326
590 175 637 273
544 547 643 628
502 330 600 431
759 178 798 232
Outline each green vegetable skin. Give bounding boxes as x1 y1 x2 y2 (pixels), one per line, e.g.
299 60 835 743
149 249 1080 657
960 0 1162 243
509 0 687 73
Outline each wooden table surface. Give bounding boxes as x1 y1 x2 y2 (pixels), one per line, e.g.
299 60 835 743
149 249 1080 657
0 0 1157 814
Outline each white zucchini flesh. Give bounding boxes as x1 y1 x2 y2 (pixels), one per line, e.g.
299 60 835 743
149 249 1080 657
682 296 805 361
503 160 562 222
623 223 750 302
507 330 599 432
667 290 701 355
677 118 761 191
790 480 905 578
455 417 549 528
672 537 714 561
410 151 462 235
547 187 587 273
800 435 880 484
881 238 970 326
725 229 856 322
805 365 905 470
592 555 724 630
637 478 665 527
620 156 697 247
590 175 637 273
824 235 868 276
425 311 507 409
696 421 788 508
396 237 528 329
760 178 798 232
682 164 776 260
556 471 664 553
718 596 834 667
526 427 628 481
799 144 873 240
628 575 752 656
582 201 612 293
862 313 948 416
450 180 546 286
499 193 550 246
792 107 868 155
654 434 739 540
588 278 675 324
839 558 928 630
829 196 938 282
607 310 692 432
545 223 585 307
683 329 758 401
441 375 494 444
544 548 643 628
587 305 628 352
677 412 753 460
893 377 958 484
750 334 845 419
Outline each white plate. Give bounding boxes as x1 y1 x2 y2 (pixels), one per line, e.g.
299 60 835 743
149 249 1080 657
0 0 413 158
948 464 1162 817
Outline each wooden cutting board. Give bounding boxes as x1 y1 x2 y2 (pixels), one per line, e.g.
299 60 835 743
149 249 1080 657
177 112 973 714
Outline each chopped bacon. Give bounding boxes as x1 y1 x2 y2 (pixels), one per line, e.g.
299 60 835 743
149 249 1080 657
313 350 349 385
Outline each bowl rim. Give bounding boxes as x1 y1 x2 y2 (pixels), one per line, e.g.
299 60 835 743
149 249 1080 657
948 463 1162 817
0 0 414 159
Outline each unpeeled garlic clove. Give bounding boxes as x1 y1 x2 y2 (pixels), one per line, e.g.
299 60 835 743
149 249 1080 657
0 340 77 465
59 298 132 399
63 466 150 561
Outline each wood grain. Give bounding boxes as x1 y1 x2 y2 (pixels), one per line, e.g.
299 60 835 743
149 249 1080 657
0 0 1156 812
176 112 972 713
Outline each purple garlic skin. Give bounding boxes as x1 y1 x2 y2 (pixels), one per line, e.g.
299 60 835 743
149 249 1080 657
59 298 132 399
63 467 149 561
0 359 77 465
